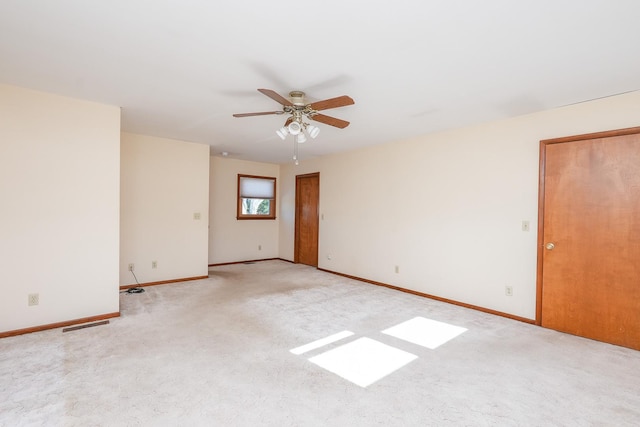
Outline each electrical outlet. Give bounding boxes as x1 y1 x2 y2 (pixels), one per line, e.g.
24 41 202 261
505 286 513 296
193 212 201 220
152 261 157 269
28 293 39 306
128 263 134 271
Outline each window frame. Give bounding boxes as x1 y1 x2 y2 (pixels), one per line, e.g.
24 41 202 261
237 174 277 220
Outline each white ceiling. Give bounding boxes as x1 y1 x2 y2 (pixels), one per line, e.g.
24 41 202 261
1 1 639 164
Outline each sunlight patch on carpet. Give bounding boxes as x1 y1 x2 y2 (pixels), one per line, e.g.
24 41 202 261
308 337 417 388
382 316 467 349
290 331 354 355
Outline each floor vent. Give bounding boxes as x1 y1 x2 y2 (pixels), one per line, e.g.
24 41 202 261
62 320 110 333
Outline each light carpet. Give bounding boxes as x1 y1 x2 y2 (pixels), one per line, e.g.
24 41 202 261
1 260 639 426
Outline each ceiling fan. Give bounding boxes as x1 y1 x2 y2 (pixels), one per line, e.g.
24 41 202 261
233 88 355 140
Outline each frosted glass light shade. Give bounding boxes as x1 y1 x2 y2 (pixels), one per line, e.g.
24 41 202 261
288 121 302 135
276 127 288 140
307 125 320 139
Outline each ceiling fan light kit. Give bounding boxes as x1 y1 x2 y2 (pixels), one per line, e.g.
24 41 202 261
233 89 354 164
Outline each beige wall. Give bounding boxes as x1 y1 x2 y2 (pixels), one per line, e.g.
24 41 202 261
279 90 640 320
3 81 637 332
120 133 209 285
0 84 120 332
209 156 279 264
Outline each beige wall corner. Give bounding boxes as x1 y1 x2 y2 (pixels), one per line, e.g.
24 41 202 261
209 156 279 264
0 84 120 333
120 133 209 285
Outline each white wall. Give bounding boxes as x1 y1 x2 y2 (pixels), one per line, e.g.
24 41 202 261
120 133 209 285
0 84 120 332
209 156 279 264
279 91 640 320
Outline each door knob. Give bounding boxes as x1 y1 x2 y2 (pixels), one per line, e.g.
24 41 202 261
545 242 555 250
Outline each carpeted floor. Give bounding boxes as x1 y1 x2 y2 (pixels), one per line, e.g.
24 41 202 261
1 260 639 426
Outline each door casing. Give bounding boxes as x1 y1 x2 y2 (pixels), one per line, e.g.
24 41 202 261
294 172 320 266
536 126 640 350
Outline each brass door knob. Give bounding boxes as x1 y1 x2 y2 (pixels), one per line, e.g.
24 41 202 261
545 242 555 250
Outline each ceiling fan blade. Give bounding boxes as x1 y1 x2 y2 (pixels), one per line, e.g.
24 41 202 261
258 89 293 107
233 111 284 117
310 113 350 129
309 95 355 111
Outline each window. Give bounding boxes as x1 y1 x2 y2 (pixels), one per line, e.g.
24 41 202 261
237 174 276 220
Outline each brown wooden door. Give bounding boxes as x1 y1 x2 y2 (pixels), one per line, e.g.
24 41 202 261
295 173 319 267
537 127 640 350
